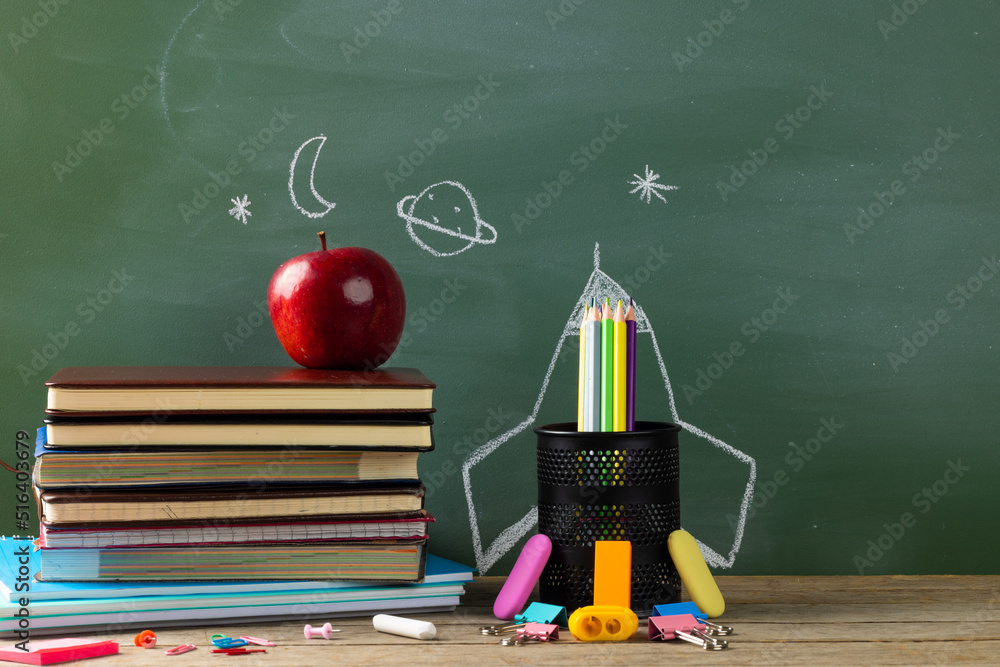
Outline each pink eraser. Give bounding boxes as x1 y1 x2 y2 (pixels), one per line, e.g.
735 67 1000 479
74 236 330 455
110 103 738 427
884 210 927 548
0 638 119 665
493 533 552 619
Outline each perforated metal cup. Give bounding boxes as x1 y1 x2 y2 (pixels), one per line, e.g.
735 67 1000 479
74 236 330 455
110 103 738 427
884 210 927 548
535 421 682 616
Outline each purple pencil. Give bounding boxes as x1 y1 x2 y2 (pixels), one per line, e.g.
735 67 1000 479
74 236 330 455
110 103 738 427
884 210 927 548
625 298 637 431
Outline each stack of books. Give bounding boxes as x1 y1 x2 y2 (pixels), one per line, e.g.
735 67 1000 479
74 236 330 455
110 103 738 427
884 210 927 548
34 366 437 583
0 536 473 636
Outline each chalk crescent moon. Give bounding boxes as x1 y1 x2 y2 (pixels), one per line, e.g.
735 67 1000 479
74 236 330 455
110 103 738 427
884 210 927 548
288 135 336 219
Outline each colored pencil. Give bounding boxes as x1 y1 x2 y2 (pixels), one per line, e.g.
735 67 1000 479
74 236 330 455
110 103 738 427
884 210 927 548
613 300 626 431
577 303 588 431
625 298 637 431
600 298 614 431
585 299 602 431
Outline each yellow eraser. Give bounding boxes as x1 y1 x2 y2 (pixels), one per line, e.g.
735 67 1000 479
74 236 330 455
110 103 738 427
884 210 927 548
594 540 631 608
667 529 725 618
568 605 638 642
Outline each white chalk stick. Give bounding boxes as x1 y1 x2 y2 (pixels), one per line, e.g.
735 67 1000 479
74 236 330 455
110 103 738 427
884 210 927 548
372 614 436 640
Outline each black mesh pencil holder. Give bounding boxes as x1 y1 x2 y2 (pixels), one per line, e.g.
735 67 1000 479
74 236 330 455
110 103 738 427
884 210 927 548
535 421 682 617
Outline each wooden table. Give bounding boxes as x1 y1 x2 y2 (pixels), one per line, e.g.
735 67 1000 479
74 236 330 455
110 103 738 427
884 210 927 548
64 575 1000 665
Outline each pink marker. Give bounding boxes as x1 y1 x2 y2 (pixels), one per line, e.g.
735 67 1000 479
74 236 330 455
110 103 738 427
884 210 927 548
493 533 552 620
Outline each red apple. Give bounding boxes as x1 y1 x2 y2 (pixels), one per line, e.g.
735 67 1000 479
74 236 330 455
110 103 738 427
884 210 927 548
267 232 406 370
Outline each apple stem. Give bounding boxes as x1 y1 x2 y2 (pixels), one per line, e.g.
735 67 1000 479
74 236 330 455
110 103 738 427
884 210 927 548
318 231 327 251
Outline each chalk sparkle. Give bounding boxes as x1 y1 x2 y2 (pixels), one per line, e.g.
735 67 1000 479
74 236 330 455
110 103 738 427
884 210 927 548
628 165 678 204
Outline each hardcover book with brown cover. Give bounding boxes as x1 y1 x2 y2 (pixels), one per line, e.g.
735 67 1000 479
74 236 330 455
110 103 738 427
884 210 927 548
45 366 435 414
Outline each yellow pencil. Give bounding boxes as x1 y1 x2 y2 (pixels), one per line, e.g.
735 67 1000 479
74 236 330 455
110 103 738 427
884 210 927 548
577 303 588 431
613 299 626 431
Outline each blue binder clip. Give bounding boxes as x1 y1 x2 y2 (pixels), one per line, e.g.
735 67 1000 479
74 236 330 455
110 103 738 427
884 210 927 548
514 602 569 628
652 601 707 620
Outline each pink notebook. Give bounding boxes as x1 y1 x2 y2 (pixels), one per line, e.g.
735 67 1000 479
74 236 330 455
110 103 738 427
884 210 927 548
0 639 118 665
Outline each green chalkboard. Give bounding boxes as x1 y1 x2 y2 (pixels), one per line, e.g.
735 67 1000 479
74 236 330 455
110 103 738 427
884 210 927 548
2 0 998 576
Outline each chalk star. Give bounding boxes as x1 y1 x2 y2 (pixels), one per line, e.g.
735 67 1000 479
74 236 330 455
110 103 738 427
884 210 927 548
628 165 678 204
228 194 252 225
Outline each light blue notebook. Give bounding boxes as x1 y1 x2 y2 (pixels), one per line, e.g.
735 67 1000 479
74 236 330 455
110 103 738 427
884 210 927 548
0 536 473 603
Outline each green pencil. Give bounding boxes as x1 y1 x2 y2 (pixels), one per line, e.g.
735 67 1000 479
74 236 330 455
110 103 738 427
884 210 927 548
600 297 614 431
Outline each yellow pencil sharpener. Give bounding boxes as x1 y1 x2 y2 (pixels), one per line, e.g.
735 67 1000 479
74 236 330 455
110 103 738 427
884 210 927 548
567 605 638 642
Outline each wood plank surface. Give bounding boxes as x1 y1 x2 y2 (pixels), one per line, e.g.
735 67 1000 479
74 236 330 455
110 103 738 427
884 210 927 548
35 575 1000 666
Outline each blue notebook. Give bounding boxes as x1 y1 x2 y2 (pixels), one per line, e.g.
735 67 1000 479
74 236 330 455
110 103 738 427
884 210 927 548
0 536 473 602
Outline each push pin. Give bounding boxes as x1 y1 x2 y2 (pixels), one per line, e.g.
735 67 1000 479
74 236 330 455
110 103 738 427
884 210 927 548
133 630 156 649
304 622 340 640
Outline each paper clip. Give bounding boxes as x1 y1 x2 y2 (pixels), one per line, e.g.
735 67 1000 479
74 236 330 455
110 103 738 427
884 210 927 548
164 644 196 656
211 648 266 655
239 636 276 646
514 602 569 628
211 635 248 649
480 622 525 636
